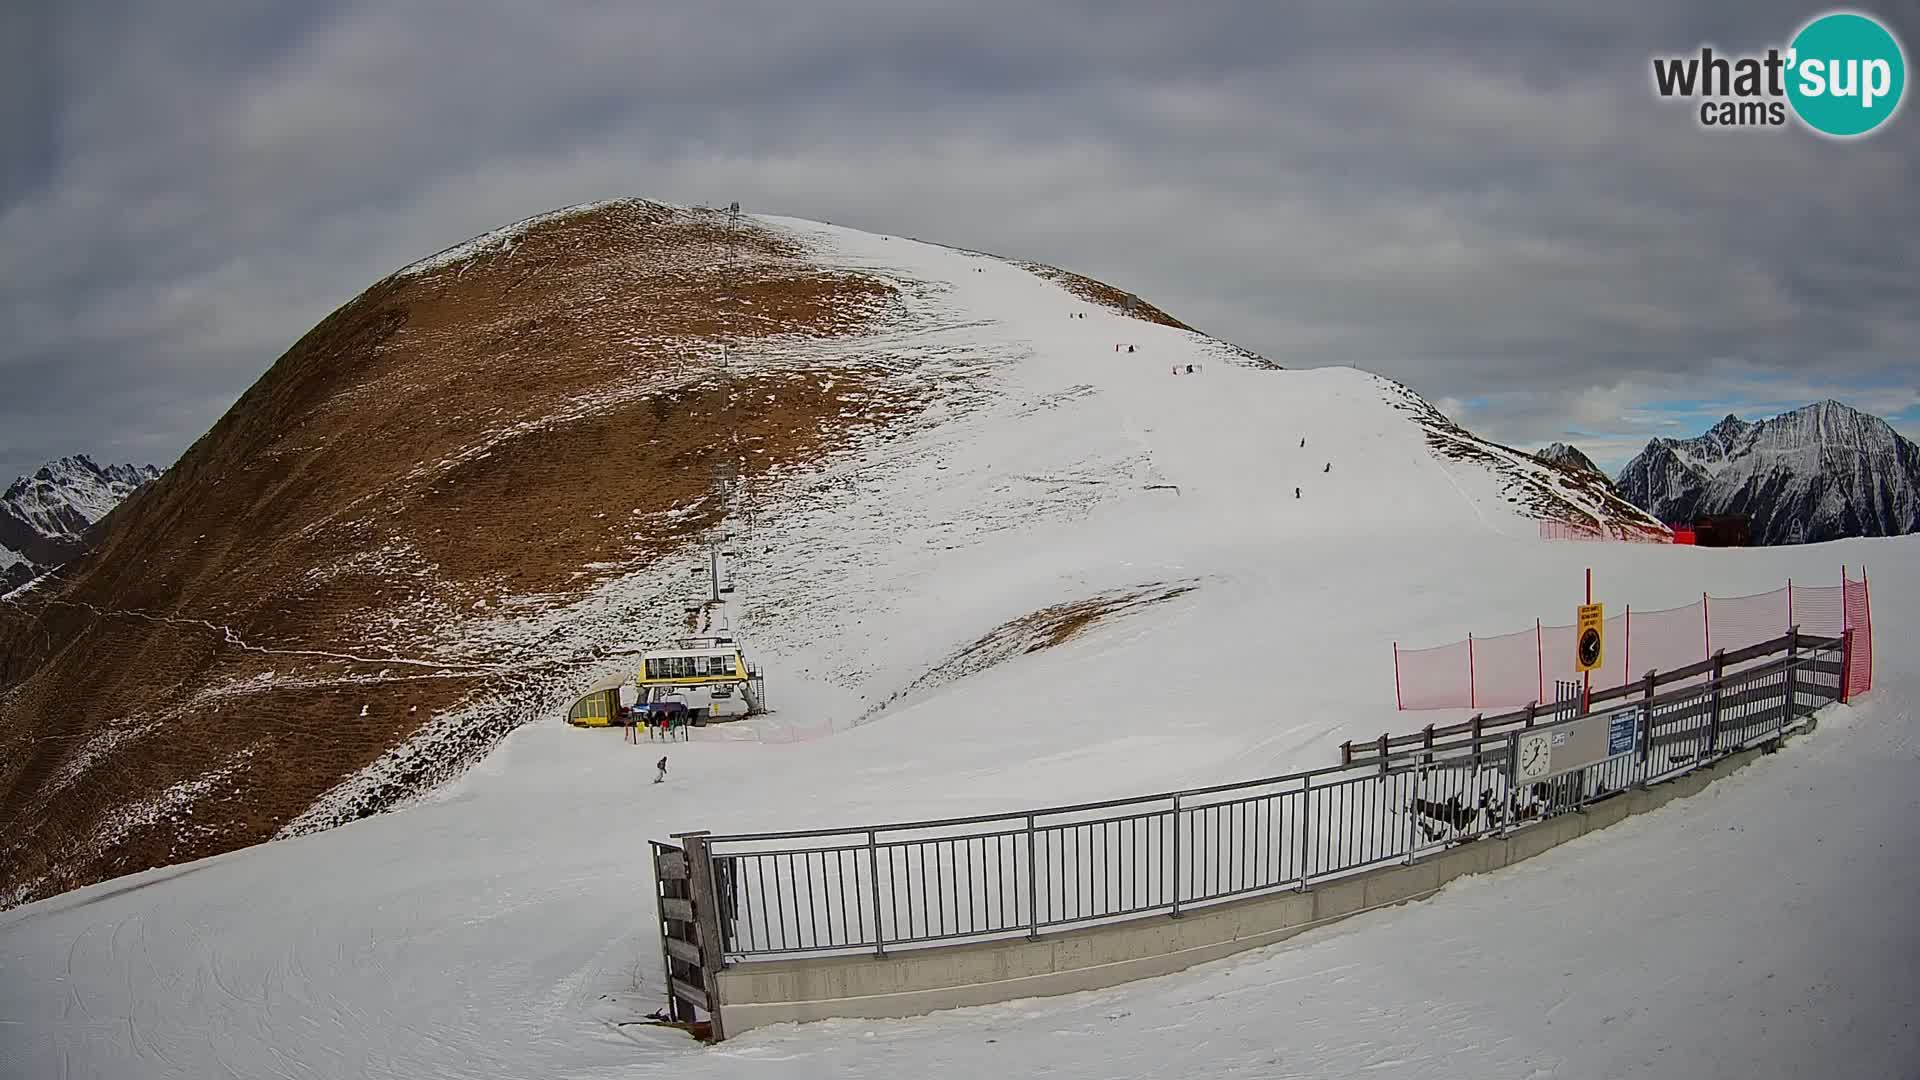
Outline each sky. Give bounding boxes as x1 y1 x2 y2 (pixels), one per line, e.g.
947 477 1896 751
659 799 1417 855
1 0 1916 484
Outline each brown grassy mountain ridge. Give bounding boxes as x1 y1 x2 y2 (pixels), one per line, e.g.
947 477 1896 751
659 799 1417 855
0 200 960 906
0 199 1667 909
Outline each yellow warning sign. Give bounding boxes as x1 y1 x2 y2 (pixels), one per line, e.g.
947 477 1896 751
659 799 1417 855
1575 602 1605 672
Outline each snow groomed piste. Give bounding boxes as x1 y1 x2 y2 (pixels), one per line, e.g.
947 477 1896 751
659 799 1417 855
655 628 1848 1038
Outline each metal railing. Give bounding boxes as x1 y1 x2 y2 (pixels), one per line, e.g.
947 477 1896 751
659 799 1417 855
1358 628 1851 766
684 633 1843 961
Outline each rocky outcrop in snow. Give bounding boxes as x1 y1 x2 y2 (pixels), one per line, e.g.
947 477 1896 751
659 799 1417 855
1534 442 1607 482
1615 401 1920 545
0 455 161 589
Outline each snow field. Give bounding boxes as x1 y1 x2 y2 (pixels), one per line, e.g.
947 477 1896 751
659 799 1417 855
2 218 1915 1079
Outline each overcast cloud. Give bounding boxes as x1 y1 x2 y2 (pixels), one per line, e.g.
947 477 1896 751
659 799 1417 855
2 0 1916 482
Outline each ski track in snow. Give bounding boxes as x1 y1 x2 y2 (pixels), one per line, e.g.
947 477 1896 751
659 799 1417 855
2 217 1915 1080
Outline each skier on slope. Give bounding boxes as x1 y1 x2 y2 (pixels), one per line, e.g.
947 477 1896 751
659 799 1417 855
654 755 668 784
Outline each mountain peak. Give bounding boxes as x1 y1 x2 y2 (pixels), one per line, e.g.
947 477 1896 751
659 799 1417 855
1616 400 1920 543
1 455 162 587
30 454 95 483
1795 398 1868 422
1534 442 1606 480
1706 413 1750 440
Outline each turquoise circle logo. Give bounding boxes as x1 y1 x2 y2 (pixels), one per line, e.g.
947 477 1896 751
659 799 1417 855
1787 11 1907 137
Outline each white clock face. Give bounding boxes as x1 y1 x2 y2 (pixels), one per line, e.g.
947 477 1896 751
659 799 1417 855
1517 733 1552 781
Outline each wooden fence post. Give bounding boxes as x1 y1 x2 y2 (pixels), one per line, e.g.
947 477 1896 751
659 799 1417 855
677 831 728 1042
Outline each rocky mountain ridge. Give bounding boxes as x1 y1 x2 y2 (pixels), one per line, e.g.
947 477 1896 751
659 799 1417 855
1 455 160 590
1615 400 1920 544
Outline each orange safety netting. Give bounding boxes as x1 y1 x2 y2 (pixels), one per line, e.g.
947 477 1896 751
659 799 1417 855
1470 627 1543 710
1844 574 1874 698
1394 639 1471 710
1394 570 1873 711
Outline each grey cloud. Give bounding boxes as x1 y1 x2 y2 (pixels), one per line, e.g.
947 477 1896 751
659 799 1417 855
2 0 1915 482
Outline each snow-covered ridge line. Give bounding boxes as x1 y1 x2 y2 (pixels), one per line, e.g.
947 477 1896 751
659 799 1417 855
387 197 666 280
1535 442 1606 480
1381 379 1666 537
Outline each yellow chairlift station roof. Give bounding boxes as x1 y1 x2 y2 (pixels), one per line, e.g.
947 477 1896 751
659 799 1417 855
639 646 745 661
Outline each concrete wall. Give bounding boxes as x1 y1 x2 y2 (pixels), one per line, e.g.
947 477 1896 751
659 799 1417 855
714 737 1791 1037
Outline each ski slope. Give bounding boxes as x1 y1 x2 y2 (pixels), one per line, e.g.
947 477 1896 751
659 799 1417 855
3 217 1914 1079
286 210 1636 835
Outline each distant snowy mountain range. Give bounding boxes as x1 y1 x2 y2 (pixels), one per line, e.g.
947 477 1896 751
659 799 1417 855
1614 400 1920 545
0 455 160 590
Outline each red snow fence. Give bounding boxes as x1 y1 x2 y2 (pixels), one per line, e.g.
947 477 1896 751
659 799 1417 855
1538 519 1673 542
1393 567 1874 710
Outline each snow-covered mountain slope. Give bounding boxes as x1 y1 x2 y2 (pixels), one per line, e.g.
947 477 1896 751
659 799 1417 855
0 201 1912 1078
1616 401 1920 544
0 455 159 589
1406 401 1665 540
2 522 1912 1079
1535 441 1605 480
0 200 1664 912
